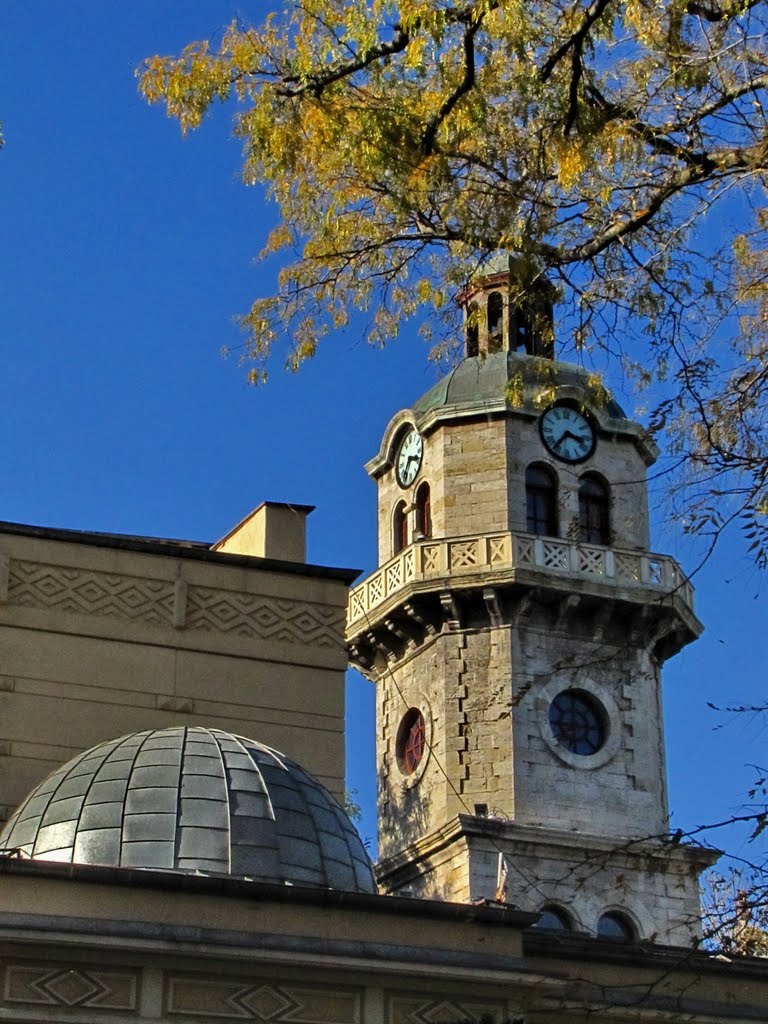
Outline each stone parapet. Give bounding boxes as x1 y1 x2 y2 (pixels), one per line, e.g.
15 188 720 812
347 532 700 675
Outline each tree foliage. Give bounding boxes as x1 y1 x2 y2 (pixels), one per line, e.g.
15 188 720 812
705 871 768 955
139 0 768 547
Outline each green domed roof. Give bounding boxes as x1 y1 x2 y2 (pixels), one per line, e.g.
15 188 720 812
412 352 627 425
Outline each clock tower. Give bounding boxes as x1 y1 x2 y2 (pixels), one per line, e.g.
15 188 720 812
347 260 716 945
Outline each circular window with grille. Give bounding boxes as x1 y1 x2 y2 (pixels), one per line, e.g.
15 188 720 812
396 708 426 776
537 678 620 770
549 689 607 756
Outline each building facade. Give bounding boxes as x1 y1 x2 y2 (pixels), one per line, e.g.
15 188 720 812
0 501 353 823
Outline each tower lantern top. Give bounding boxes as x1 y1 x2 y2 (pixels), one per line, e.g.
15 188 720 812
461 254 555 361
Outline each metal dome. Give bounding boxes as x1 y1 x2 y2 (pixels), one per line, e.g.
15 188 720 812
412 351 627 422
0 727 376 893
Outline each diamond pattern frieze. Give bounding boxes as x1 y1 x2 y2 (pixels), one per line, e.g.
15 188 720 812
4 964 138 1010
74 579 110 604
7 560 175 627
254 606 281 629
186 586 344 648
292 611 319 633
168 976 360 1023
37 969 103 1006
2 558 344 648
231 985 299 1020
390 997 507 1024
208 600 243 626
33 573 67 598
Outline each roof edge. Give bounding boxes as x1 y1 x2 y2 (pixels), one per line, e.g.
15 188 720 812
0 857 536 928
0 519 359 584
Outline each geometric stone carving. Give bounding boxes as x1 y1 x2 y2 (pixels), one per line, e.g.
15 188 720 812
389 996 510 1024
167 977 360 1022
4 964 138 1010
232 986 299 1020
8 560 174 627
186 587 344 647
4 558 344 649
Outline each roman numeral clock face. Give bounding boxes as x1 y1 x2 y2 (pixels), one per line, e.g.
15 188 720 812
540 405 596 463
395 429 423 487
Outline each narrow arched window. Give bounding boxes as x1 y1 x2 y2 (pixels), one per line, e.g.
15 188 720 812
509 291 555 358
393 501 408 555
510 305 533 353
415 483 431 539
534 905 572 931
597 911 635 942
487 292 504 351
579 473 610 545
466 302 479 357
526 464 558 536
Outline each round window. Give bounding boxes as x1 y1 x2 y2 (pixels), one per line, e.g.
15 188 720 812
549 689 606 756
396 708 426 775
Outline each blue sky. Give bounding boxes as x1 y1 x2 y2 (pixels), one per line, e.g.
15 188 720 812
1 2 766 862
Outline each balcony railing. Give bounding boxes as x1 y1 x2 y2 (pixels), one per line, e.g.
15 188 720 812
347 531 694 631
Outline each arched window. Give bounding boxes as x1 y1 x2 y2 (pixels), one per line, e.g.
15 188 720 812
579 473 610 545
535 905 572 931
597 911 636 942
466 302 479 357
415 482 432 539
510 305 533 353
487 292 504 351
526 463 558 536
511 300 555 358
393 501 408 554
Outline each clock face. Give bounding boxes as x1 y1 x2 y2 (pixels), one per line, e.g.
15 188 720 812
540 405 596 463
396 429 423 487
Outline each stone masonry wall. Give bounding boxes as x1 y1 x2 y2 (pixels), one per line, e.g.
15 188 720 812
378 613 669 861
510 618 669 838
463 831 704 946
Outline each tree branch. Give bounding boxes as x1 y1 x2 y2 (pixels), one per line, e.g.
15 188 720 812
422 22 480 154
539 0 613 83
276 1 499 99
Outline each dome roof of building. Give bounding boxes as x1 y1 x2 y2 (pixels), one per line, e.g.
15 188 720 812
412 351 627 424
0 727 376 893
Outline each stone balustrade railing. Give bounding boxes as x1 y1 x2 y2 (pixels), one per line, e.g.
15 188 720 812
347 531 694 631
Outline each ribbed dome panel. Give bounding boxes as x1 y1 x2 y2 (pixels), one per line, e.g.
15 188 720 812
0 727 376 893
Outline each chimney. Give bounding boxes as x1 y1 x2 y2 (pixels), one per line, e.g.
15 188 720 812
212 502 314 562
